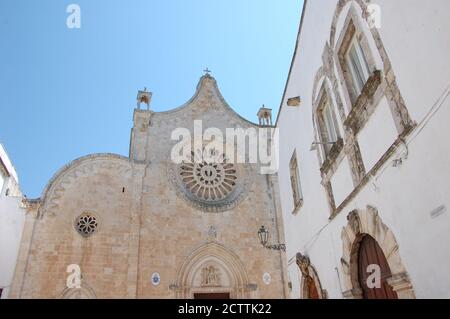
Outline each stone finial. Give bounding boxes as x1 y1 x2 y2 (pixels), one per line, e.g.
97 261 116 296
137 88 152 110
257 105 273 126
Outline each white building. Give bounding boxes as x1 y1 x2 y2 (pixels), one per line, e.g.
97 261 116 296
0 144 27 299
277 0 450 299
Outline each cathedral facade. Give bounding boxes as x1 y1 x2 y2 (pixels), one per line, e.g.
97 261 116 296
9 75 288 299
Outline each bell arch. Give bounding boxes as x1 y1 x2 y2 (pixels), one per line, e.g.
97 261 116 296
173 242 251 299
340 206 415 299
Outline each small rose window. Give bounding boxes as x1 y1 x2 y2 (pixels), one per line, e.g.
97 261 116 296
75 213 98 237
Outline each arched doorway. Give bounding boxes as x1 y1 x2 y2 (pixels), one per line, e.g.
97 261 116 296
296 253 326 299
173 243 251 299
59 283 96 299
340 206 415 299
304 276 320 299
358 235 398 299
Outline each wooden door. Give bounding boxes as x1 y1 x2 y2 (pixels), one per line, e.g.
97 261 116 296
305 276 320 299
358 235 398 299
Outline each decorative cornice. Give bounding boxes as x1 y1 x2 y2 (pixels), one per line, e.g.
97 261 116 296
39 154 132 219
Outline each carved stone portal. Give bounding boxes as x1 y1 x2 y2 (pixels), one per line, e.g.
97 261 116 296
296 253 327 299
296 253 311 278
340 206 415 299
173 243 251 299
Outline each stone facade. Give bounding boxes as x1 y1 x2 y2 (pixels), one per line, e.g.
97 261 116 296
9 75 288 299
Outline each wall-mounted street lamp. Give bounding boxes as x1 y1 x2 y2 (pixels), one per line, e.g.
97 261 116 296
258 226 286 252
309 141 336 152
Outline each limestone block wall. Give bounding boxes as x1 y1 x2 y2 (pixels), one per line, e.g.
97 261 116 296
12 155 134 298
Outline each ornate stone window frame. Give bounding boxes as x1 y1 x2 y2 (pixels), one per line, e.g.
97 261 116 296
340 206 415 299
0 163 8 195
311 77 348 215
335 6 378 110
311 0 416 219
289 150 303 215
332 1 414 135
313 82 344 172
74 212 100 238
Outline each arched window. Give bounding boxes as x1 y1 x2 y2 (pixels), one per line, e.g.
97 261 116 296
316 89 341 157
337 18 375 106
312 81 343 168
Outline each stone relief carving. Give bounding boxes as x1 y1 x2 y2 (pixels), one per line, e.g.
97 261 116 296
207 226 218 241
201 266 221 287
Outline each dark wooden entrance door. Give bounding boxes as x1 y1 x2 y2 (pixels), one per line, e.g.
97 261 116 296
358 235 398 299
305 276 320 299
194 293 230 299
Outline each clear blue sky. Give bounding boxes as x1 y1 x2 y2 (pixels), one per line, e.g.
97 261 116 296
0 0 303 198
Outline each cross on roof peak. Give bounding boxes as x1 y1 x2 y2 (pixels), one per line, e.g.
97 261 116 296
203 68 212 75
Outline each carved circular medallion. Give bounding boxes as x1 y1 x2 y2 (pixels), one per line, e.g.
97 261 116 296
74 213 99 237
